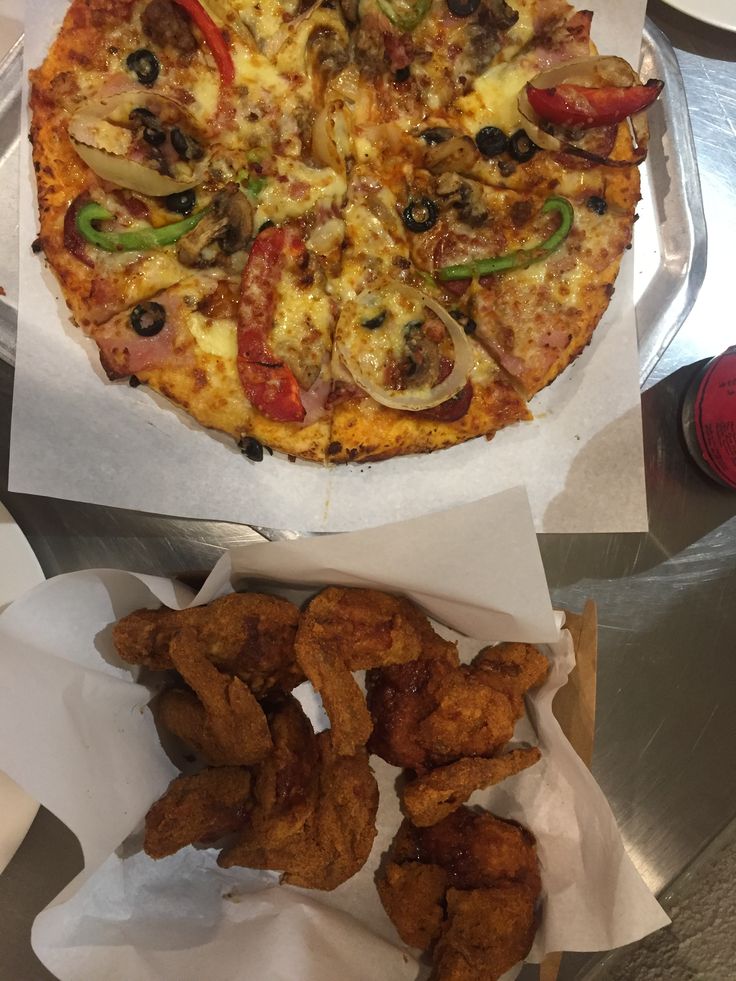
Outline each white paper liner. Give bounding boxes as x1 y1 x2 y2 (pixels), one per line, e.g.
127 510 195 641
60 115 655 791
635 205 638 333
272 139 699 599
9 0 649 533
0 497 668 979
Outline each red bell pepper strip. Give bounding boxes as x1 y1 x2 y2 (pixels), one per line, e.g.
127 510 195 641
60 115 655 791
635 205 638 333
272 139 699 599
237 226 306 423
173 0 235 86
525 79 663 130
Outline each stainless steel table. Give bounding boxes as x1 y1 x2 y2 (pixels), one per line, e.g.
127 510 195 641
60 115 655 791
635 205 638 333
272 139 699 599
1 2 735 978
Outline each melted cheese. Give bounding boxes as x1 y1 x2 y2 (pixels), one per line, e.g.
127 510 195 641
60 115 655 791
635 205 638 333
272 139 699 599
233 48 290 100
188 313 238 359
256 162 346 225
336 287 426 387
271 277 333 385
458 60 535 137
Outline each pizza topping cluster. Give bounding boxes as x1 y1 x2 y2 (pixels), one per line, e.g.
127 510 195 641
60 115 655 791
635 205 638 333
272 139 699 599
31 0 663 462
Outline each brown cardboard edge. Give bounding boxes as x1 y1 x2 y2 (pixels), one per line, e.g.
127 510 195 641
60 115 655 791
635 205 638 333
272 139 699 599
539 600 598 981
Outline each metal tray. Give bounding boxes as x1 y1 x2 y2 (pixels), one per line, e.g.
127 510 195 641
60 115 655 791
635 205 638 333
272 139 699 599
0 20 707 384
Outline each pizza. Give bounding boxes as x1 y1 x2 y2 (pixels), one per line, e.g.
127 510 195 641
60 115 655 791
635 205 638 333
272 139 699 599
29 0 662 463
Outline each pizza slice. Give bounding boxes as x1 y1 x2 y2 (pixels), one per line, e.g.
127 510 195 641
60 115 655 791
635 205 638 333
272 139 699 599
92 241 334 460
318 158 529 463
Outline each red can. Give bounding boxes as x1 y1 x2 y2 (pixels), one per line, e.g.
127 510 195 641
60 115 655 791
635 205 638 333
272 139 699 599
682 346 736 490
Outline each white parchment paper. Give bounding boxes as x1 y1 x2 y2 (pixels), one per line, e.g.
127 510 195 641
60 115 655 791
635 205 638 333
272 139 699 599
9 0 649 533
0 493 668 979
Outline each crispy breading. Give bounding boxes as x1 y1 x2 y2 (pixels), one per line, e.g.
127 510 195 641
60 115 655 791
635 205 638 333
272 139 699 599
377 809 540 979
249 696 320 846
144 767 252 860
294 587 459 756
431 884 538 981
376 861 447 949
402 748 542 827
366 647 460 769
112 593 303 696
158 688 241 766
302 587 452 670
472 643 550 713
219 731 379 890
415 809 540 892
368 644 548 772
168 631 272 766
417 670 518 765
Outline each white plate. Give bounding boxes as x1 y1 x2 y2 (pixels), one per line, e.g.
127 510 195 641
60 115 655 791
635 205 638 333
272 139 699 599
0 501 43 873
661 0 736 32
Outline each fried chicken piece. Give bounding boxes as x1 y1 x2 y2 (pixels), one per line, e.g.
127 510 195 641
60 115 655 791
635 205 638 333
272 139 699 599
167 631 272 766
220 731 379 890
144 766 252 859
378 809 540 979
113 593 303 696
376 861 447 949
472 643 550 714
367 660 514 772
249 695 320 846
368 644 548 772
302 587 445 670
415 808 540 892
293 588 459 757
417 671 518 765
431 884 538 981
402 748 542 827
366 647 460 769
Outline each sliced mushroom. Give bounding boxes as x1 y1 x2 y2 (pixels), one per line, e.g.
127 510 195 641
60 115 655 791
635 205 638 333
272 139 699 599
436 173 489 227
177 186 253 268
424 136 478 176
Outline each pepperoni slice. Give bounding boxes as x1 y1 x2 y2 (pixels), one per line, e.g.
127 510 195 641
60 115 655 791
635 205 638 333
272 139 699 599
237 226 306 423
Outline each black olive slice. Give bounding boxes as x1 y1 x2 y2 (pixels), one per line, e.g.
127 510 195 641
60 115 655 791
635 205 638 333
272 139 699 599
394 66 411 83
129 107 166 146
258 219 275 232
450 309 478 334
362 311 387 329
509 129 538 163
126 49 160 87
450 308 476 334
475 126 508 158
165 190 196 216
586 195 608 215
402 198 439 234
239 437 272 462
130 301 166 337
447 0 480 16
170 127 205 162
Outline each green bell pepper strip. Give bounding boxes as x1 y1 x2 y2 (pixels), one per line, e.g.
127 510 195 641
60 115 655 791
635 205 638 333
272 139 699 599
76 202 209 253
437 196 575 282
376 0 431 32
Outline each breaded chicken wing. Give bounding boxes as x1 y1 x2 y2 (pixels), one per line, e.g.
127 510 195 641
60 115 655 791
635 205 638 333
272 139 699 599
368 644 548 772
431 884 538 981
377 808 540 980
402 748 542 827
167 630 272 766
295 587 457 756
376 861 448 950
144 766 252 859
472 643 550 714
113 593 303 696
218 712 378 889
